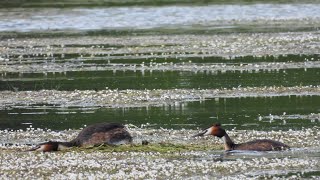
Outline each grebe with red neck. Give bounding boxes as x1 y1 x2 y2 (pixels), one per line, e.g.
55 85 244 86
28 122 133 152
193 123 289 151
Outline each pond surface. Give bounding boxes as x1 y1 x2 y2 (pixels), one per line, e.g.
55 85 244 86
0 1 320 179
1 4 320 32
1 65 320 91
1 92 320 131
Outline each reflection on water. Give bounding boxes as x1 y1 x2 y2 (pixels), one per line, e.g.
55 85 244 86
222 148 318 160
1 3 320 179
1 4 320 32
1 96 319 130
1 68 319 91
221 148 320 178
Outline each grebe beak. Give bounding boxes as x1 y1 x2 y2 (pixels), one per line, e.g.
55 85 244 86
192 127 212 137
26 145 42 151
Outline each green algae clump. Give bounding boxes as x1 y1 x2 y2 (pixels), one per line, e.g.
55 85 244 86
72 142 223 153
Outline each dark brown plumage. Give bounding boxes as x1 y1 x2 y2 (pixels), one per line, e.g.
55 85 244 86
193 123 289 151
28 122 133 152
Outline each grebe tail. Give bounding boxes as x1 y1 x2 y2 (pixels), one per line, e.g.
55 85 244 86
193 123 289 151
28 122 133 152
27 141 75 152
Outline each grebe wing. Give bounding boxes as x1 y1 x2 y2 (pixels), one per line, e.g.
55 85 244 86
75 123 125 141
235 139 289 151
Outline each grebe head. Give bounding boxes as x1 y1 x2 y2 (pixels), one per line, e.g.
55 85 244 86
28 141 68 152
192 123 226 138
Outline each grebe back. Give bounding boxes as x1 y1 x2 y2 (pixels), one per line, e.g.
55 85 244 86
193 123 289 151
28 122 132 152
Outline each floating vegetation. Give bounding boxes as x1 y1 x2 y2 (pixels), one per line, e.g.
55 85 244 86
67 143 223 153
1 3 320 179
0 86 319 109
1 126 319 151
0 126 319 179
2 32 320 59
1 60 320 73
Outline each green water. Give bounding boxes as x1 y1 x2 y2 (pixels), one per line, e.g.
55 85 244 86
1 95 319 130
1 68 319 91
1 3 320 179
1 54 319 91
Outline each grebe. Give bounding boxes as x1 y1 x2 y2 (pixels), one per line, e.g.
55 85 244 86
193 123 289 151
28 122 133 152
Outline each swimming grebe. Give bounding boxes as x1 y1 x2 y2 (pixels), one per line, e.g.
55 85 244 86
193 123 289 151
28 122 133 152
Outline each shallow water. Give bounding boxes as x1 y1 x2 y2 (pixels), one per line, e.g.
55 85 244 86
0 126 319 179
1 96 319 131
1 4 320 32
1 2 320 179
1 66 319 91
1 54 319 91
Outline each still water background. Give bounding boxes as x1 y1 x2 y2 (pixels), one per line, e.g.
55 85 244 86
0 1 319 131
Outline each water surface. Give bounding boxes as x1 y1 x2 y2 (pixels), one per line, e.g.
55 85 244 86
1 4 320 32
1 95 319 130
1 3 320 179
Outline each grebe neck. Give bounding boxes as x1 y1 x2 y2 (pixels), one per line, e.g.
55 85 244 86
55 141 79 150
222 133 235 151
59 141 77 147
